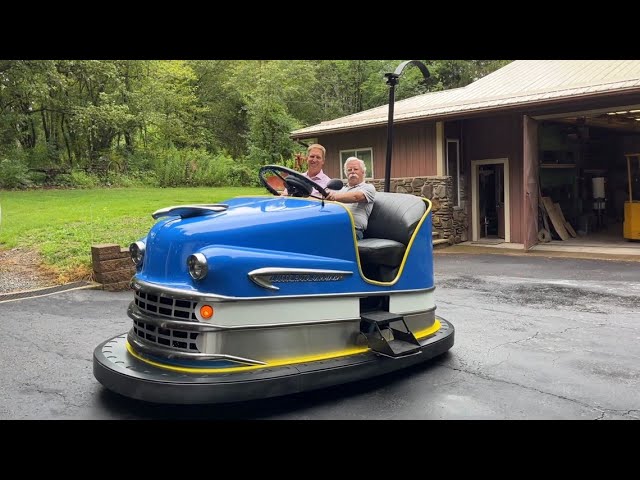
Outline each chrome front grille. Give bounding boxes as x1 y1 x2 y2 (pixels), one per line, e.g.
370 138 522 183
134 290 197 321
132 319 200 352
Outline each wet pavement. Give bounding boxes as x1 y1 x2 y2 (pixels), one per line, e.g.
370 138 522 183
1 254 638 419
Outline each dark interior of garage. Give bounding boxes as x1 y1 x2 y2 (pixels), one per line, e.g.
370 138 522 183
538 115 640 242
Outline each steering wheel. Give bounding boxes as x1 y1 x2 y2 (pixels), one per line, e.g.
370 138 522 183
258 165 329 198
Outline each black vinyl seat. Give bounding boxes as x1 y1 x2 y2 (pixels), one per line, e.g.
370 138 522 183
357 192 427 281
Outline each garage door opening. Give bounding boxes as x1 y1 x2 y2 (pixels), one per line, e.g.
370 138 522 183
536 112 640 248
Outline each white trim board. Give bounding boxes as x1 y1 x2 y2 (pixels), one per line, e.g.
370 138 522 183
436 122 444 176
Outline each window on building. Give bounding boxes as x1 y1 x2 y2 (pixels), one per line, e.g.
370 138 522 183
339 148 373 180
446 139 460 206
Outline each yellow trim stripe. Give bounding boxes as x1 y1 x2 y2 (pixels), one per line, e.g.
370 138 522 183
412 319 441 339
126 319 442 374
126 341 367 374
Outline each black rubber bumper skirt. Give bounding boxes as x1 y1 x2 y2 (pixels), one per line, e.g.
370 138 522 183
93 317 454 405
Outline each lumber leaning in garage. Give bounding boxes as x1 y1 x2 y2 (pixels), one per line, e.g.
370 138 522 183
541 197 571 240
553 202 577 237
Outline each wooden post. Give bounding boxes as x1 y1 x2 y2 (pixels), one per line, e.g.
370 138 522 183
627 154 633 203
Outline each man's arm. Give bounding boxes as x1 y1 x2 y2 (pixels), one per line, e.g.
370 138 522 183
327 189 365 203
327 184 375 203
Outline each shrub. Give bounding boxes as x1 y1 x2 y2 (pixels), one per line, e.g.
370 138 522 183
153 148 188 187
68 170 100 188
0 157 31 189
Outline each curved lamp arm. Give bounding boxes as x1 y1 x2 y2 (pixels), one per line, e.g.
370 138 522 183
384 60 430 192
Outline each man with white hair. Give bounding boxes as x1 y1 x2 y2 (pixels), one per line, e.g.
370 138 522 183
326 157 376 240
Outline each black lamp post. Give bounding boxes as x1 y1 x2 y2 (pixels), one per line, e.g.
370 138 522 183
383 60 430 192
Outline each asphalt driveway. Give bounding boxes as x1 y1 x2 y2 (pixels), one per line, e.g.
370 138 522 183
1 254 638 419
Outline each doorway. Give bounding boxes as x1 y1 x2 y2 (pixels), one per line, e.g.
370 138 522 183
471 158 510 243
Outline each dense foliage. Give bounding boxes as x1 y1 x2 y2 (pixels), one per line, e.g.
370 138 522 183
0 60 510 188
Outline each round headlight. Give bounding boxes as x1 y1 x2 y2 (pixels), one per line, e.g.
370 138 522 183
129 241 146 267
187 253 208 280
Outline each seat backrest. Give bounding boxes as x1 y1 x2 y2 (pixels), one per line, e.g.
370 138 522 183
364 192 427 245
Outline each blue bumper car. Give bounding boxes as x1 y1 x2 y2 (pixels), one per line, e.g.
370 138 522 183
93 166 454 404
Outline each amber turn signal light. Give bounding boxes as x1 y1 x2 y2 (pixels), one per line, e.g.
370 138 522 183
200 305 214 319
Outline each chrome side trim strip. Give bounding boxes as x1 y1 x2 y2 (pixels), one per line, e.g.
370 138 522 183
129 302 365 331
248 267 353 291
131 278 435 303
127 334 267 365
151 204 228 220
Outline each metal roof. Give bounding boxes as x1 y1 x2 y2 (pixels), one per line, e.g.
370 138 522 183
291 60 640 138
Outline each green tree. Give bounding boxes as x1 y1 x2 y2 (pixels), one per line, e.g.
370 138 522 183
427 60 512 90
231 61 301 164
0 59 512 188
189 60 248 157
137 60 207 149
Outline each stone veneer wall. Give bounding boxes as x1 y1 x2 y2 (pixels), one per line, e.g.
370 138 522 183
370 176 468 244
91 243 135 291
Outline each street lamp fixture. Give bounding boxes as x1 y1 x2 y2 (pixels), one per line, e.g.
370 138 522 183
384 60 430 192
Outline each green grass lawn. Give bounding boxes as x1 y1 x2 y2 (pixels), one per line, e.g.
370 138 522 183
0 186 264 281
